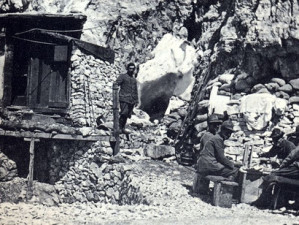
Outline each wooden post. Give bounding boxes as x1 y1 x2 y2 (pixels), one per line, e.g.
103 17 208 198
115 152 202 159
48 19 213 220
248 145 253 168
24 137 39 200
242 144 250 168
239 170 247 203
112 83 120 155
212 182 222 206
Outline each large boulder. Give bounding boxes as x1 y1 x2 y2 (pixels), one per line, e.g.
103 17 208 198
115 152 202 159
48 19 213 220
144 144 175 159
289 78 299 90
137 33 198 119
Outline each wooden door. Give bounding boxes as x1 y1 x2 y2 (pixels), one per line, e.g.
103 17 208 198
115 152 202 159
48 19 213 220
27 45 69 110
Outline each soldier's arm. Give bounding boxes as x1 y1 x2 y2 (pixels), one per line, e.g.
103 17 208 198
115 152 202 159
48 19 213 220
213 138 235 169
280 147 299 169
115 74 124 86
259 147 276 158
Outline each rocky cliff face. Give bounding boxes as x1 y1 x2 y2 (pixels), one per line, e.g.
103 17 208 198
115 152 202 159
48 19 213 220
3 0 299 158
193 0 299 84
179 0 299 165
4 0 299 81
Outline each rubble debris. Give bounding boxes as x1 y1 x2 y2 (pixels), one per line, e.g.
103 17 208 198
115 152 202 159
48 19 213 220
0 152 17 182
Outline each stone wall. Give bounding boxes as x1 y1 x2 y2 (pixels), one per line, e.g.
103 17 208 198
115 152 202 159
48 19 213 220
174 0 299 167
193 73 299 167
53 140 147 204
69 47 120 127
0 139 147 205
46 140 94 184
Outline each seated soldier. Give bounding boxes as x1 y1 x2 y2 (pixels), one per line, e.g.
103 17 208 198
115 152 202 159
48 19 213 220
259 128 296 167
287 125 299 146
253 146 299 209
194 114 222 159
196 120 239 180
272 146 299 179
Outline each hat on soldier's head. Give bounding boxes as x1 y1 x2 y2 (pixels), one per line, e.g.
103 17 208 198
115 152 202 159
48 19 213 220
270 128 284 139
127 62 135 70
221 120 234 131
208 114 222 124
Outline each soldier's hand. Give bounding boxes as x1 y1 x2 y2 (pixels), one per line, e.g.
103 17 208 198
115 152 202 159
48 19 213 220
234 161 242 167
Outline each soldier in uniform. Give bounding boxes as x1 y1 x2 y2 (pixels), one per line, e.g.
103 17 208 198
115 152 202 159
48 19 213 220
115 63 138 133
196 120 239 180
287 125 299 146
194 114 222 159
259 128 296 167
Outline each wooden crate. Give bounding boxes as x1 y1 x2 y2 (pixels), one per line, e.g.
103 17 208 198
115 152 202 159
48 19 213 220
239 168 268 203
213 181 238 208
206 175 238 208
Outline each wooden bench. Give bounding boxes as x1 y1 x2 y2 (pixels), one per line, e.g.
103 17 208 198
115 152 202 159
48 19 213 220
193 174 239 208
266 175 299 209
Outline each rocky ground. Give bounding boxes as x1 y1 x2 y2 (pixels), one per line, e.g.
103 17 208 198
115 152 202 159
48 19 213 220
1 160 299 225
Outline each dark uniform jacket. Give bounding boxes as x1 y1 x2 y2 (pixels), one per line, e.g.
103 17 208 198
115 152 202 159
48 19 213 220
260 139 295 160
280 146 299 169
115 73 138 104
198 131 214 153
287 135 299 146
197 134 234 174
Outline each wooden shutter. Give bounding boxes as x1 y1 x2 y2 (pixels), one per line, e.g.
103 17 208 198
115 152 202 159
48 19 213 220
48 62 68 108
27 45 69 110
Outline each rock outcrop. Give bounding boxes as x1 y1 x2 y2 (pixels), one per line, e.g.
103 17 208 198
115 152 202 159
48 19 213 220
0 152 17 182
137 33 197 119
177 0 299 168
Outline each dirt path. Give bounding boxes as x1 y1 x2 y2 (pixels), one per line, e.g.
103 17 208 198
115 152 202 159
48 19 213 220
0 160 299 225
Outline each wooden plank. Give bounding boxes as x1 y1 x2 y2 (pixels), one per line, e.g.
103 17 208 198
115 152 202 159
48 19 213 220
24 138 40 142
239 171 247 203
49 57 69 108
218 183 234 208
272 185 281 210
0 130 110 141
112 83 120 155
26 138 35 200
2 43 14 107
239 168 265 204
213 182 222 207
28 57 39 107
248 145 253 168
0 13 87 20
242 144 250 168
193 174 209 194
29 107 67 114
38 59 51 107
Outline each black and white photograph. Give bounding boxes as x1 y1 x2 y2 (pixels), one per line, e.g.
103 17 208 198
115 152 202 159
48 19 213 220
0 0 299 224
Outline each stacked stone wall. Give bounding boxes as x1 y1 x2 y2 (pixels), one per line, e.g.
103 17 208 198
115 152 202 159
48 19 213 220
0 139 147 205
193 75 299 166
53 141 147 204
69 47 121 127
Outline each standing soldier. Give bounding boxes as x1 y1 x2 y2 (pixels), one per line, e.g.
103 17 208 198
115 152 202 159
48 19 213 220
115 62 138 133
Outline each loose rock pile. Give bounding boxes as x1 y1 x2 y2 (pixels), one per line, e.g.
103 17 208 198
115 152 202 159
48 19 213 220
0 152 17 182
0 177 60 206
163 100 189 139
